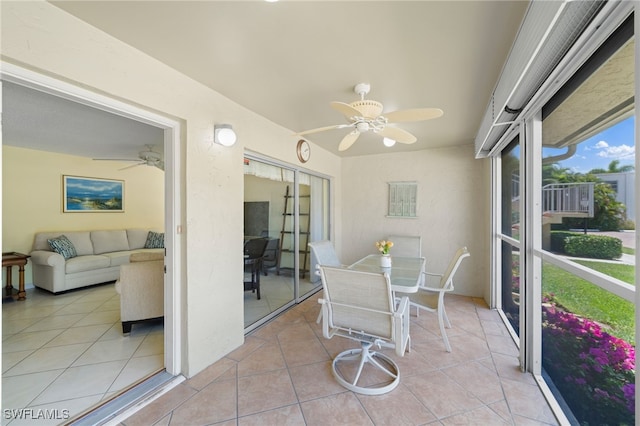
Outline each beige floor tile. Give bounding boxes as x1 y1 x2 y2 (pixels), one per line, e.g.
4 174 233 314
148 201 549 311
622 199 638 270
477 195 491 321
133 332 164 357
2 317 41 335
279 336 330 367
43 324 112 348
441 360 505 404
21 313 87 333
72 309 120 327
300 392 373 426
30 360 128 405
237 342 287 377
4 342 93 376
72 336 144 366
109 354 164 393
170 378 237 424
2 349 34 373
237 369 298 417
501 378 557 423
53 301 103 315
403 370 484 419
2 329 64 353
357 383 437 425
238 404 305 426
288 360 345 402
441 405 511 425
2 369 65 410
185 357 237 390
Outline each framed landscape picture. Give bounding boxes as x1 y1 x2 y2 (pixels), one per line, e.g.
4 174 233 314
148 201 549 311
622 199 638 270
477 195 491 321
63 175 124 212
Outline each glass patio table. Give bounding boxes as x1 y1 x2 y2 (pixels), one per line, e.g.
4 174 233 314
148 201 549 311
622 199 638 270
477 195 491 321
348 255 426 294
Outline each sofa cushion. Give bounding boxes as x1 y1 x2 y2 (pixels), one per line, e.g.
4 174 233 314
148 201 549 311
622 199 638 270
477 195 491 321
144 231 165 249
103 251 135 267
34 231 93 255
47 235 77 260
127 229 152 250
91 230 129 255
65 255 110 274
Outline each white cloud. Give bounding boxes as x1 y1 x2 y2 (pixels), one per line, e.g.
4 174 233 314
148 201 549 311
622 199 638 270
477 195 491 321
593 140 609 149
596 144 635 160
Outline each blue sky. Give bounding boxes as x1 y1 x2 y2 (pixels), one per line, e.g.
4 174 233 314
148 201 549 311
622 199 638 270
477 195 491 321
543 116 635 173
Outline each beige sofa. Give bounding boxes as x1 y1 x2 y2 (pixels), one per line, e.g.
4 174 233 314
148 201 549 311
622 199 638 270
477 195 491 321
115 252 164 333
30 229 163 294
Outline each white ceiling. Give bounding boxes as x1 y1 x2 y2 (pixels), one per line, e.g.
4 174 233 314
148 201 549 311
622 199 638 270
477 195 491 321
3 1 529 159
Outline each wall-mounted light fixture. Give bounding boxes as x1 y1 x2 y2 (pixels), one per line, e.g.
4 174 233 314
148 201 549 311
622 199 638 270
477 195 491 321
214 124 237 147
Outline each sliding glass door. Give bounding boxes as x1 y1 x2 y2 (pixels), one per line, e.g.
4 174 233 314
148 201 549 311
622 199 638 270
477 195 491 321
243 155 331 330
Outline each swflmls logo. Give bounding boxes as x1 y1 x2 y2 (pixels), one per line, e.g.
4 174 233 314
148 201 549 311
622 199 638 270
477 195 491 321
3 408 70 420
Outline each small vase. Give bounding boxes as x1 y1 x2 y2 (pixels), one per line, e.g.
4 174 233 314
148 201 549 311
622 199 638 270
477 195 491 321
380 254 392 268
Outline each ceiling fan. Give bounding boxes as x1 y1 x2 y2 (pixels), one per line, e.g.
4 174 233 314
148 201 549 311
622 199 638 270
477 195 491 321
296 83 443 151
93 144 164 171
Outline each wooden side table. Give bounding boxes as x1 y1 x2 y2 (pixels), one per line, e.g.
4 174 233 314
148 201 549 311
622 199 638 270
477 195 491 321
2 252 30 301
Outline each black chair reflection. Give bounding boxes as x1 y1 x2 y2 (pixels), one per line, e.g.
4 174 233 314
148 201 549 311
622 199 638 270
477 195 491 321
262 238 280 276
244 238 268 299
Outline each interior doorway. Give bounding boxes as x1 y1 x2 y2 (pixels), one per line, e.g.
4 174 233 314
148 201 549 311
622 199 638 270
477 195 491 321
1 62 182 416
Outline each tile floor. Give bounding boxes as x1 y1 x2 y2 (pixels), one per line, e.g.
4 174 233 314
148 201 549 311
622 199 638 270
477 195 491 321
120 293 559 425
2 283 164 425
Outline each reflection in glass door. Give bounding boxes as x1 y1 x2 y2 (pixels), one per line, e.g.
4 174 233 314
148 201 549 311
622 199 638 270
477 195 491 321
243 159 295 329
300 172 330 300
243 158 331 330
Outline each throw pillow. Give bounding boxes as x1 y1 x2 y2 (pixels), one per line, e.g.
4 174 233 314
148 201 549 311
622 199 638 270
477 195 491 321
144 231 164 249
47 235 78 260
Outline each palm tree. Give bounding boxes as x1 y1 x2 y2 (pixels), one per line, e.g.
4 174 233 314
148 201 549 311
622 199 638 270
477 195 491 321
589 159 635 174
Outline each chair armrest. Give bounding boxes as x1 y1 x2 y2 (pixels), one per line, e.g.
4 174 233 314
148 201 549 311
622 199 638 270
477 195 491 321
30 250 65 267
423 271 444 278
394 296 411 356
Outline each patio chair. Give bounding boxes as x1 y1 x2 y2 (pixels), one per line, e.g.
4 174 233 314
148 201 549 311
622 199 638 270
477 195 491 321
308 240 343 322
408 246 470 352
386 234 422 257
317 264 411 395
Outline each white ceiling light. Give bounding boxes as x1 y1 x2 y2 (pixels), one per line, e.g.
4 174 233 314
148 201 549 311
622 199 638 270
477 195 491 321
214 124 237 147
383 137 396 147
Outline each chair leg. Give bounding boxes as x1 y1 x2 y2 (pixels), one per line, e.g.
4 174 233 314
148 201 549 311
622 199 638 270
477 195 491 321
438 307 452 352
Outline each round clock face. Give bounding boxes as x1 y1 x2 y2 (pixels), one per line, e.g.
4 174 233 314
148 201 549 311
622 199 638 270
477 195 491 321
297 140 310 163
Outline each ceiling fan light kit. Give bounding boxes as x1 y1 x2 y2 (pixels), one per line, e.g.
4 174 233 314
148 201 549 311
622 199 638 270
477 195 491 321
296 83 443 151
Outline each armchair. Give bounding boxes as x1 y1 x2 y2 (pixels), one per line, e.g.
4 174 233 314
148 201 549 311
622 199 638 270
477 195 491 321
115 252 164 334
317 265 411 395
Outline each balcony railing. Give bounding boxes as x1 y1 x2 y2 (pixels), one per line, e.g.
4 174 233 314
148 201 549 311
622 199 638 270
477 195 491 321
542 182 594 217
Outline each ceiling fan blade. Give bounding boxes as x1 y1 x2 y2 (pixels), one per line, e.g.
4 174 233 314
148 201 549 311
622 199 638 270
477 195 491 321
119 162 144 171
384 108 443 123
93 158 142 162
330 101 362 119
378 126 417 144
296 123 352 136
338 131 361 151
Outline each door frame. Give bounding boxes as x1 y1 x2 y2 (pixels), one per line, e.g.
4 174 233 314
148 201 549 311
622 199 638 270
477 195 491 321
1 62 183 375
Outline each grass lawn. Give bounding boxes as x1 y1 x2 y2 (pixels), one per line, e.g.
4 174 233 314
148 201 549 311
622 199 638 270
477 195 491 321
542 260 635 344
622 246 635 255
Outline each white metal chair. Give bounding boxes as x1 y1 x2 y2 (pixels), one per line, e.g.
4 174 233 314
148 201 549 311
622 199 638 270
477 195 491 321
309 240 344 322
308 240 342 269
408 246 470 352
318 265 411 395
386 235 422 257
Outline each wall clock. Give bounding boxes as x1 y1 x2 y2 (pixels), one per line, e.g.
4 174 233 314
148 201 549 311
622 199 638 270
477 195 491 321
296 139 310 163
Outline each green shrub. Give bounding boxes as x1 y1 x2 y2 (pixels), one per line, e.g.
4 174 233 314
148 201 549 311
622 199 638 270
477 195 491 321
550 231 582 253
564 235 622 259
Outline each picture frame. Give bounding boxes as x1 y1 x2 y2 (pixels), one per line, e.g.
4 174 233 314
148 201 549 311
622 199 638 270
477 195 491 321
63 175 124 212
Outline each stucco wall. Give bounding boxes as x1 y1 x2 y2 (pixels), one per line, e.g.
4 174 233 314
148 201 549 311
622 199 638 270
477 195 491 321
340 145 490 298
1 1 342 377
2 146 164 283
